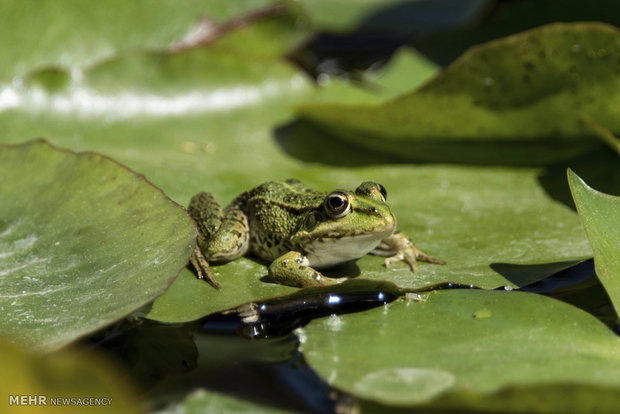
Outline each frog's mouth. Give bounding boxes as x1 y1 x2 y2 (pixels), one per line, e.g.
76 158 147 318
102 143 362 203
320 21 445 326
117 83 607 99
303 228 394 268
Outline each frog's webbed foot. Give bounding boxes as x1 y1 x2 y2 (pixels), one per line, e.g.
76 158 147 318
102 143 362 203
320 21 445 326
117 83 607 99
372 232 445 273
268 251 347 288
189 245 222 290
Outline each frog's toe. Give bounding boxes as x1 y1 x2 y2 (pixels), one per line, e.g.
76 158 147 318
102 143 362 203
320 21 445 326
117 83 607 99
414 248 447 266
384 252 418 273
190 246 222 289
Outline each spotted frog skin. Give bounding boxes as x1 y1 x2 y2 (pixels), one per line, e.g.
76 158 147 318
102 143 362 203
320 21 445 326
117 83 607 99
188 179 444 289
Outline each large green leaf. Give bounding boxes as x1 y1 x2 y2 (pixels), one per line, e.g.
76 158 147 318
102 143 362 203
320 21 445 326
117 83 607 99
299 290 620 412
358 383 620 414
0 17 313 202
144 268 295 323
162 389 296 414
0 0 283 80
568 169 620 316
295 22 620 165
0 140 195 351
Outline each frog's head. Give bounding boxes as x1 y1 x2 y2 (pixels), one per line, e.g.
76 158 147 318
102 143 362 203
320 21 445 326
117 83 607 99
293 182 396 268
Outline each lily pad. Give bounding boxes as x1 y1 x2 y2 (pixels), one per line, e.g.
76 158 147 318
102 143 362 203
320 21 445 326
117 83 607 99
0 0 284 80
162 389 296 414
0 140 195 351
0 339 140 413
358 383 620 414
145 268 295 323
299 290 620 410
568 169 620 316
295 22 620 165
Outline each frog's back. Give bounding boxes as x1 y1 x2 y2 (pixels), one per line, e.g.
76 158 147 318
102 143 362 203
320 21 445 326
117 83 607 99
245 180 323 260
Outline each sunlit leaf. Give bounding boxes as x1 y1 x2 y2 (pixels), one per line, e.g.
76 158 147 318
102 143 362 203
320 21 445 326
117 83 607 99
295 23 620 165
160 389 296 414
145 268 295 323
0 140 195 351
0 0 284 80
300 290 620 411
568 169 620 316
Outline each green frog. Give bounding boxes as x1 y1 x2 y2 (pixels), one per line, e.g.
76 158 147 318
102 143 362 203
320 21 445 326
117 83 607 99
188 179 444 289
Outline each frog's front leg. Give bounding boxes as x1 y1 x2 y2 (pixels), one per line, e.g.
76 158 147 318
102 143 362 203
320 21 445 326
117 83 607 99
268 251 347 288
188 192 250 289
372 232 445 272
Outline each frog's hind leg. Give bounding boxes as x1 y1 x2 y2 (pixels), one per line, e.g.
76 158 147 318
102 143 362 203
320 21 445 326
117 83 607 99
188 192 250 289
372 232 445 273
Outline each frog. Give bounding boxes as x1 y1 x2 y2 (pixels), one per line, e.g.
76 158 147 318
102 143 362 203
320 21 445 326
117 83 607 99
188 179 445 289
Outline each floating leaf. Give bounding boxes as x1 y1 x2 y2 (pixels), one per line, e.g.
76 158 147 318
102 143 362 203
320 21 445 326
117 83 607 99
568 169 620 316
0 140 195 351
358 382 620 414
0 0 285 80
300 290 620 410
161 389 296 414
145 268 295 323
295 22 620 165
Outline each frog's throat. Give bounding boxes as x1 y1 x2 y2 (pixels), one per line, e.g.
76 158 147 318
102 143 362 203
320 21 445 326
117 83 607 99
302 229 394 269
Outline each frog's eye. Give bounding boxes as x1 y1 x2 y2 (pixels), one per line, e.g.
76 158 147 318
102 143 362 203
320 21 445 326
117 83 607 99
377 183 387 201
324 191 351 219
